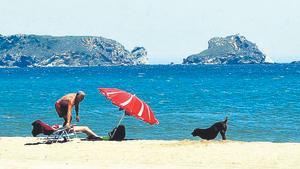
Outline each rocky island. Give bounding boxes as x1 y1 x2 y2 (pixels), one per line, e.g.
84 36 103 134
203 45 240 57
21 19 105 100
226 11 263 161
183 34 266 64
0 34 148 67
290 61 300 64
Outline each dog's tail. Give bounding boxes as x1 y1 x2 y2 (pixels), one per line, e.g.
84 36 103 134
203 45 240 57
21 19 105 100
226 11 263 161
224 116 228 123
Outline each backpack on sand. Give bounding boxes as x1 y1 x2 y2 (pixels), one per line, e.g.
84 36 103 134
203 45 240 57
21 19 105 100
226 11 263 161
109 125 126 141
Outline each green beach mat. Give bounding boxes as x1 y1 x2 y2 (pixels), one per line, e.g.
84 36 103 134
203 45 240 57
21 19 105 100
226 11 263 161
101 136 111 141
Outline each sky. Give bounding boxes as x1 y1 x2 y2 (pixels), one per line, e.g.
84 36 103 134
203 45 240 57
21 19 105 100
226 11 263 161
0 0 299 64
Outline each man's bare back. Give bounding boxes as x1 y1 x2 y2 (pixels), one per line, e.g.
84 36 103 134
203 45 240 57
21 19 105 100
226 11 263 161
58 93 77 105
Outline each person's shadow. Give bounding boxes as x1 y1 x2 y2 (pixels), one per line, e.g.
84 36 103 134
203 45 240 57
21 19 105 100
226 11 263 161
24 141 46 146
24 139 68 145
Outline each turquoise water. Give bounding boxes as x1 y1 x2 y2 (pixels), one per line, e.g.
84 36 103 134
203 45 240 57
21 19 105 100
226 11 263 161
0 64 299 142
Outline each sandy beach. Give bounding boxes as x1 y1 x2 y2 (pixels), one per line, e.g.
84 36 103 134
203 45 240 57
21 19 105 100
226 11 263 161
0 137 299 169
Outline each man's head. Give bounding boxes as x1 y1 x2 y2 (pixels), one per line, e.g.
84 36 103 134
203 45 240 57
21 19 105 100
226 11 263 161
75 91 85 102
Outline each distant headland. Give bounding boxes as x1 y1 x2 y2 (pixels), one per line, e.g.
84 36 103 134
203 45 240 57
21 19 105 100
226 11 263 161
182 34 268 65
1 34 299 67
0 34 148 67
290 61 300 64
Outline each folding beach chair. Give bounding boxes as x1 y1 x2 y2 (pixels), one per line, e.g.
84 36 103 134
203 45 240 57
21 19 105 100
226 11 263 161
31 120 78 143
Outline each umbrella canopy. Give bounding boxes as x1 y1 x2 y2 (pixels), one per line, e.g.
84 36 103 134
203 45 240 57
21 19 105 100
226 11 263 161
99 88 159 125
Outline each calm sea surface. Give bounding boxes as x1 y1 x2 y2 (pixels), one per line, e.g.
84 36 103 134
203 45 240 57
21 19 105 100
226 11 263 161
0 64 299 142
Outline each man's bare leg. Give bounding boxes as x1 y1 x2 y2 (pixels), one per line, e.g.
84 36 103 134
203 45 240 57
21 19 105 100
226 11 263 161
72 126 99 138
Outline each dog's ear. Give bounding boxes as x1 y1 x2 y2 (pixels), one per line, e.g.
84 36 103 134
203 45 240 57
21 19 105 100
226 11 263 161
224 117 228 123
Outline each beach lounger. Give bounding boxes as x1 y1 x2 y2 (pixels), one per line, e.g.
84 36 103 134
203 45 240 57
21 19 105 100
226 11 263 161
31 120 78 143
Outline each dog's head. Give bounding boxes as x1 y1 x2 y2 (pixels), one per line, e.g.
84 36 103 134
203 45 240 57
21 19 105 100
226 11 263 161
224 117 228 124
191 128 202 137
221 117 228 131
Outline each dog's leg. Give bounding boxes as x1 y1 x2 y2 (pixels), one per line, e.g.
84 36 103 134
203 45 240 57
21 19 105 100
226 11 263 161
220 131 226 140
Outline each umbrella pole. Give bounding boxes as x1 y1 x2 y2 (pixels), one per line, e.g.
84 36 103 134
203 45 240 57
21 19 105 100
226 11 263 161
111 111 125 139
116 111 125 127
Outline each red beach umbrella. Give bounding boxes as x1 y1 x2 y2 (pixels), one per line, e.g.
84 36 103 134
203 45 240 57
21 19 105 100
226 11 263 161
99 88 159 125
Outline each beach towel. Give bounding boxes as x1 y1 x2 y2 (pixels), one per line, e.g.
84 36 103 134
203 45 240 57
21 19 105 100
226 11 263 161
31 120 56 136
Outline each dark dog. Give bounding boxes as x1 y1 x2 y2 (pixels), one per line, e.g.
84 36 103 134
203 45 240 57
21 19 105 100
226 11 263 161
191 117 228 140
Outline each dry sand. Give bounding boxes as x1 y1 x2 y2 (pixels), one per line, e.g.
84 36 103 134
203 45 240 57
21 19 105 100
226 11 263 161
0 137 299 169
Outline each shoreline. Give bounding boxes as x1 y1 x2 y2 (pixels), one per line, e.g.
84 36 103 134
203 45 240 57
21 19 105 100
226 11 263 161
1 137 299 169
1 136 300 143
0 63 297 69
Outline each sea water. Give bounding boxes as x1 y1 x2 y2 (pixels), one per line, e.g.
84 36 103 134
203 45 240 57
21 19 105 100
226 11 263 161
0 64 299 142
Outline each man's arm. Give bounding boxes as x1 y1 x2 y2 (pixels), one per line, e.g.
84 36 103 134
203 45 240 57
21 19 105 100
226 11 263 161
65 102 73 128
75 103 80 122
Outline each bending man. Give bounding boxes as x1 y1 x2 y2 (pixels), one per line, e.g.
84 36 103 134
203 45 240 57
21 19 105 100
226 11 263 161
55 91 100 139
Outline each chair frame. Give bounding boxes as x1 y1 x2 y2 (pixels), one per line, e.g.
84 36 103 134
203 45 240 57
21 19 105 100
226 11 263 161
45 125 78 143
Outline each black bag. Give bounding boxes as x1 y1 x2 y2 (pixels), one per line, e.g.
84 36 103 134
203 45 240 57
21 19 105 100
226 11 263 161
109 125 126 141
